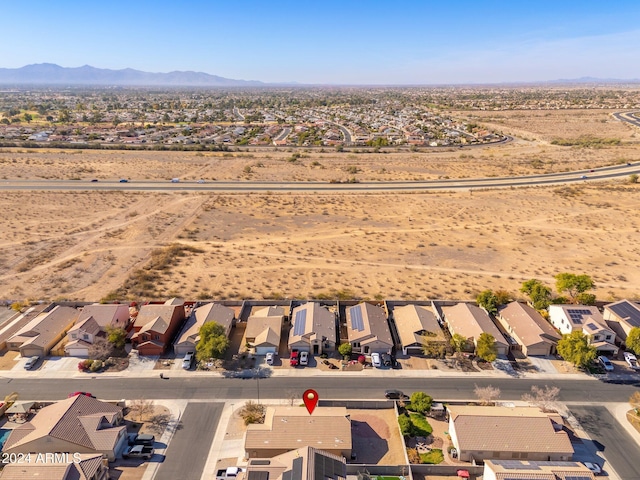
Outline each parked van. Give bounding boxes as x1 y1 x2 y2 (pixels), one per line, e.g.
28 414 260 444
24 356 39 370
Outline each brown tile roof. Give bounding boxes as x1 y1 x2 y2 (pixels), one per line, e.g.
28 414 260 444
288 302 336 346
346 303 393 347
8 305 79 349
175 303 235 347
443 303 508 346
245 406 351 452
78 303 130 328
449 406 573 456
3 395 124 453
394 304 446 347
134 304 182 330
0 453 105 480
68 316 102 336
243 447 346 480
245 316 282 347
498 302 561 348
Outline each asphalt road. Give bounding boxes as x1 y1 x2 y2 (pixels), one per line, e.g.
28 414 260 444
155 402 223 480
569 405 640 480
2 376 638 403
614 111 640 128
2 162 638 193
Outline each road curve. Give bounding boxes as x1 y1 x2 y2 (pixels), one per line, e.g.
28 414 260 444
2 163 638 193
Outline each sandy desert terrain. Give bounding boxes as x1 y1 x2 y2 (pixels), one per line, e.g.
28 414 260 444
1 109 639 303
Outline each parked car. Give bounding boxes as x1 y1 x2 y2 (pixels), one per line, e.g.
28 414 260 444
182 352 194 370
119 179 129 183
122 445 154 460
290 350 299 366
384 389 407 400
265 352 275 365
371 352 382 368
624 351 638 369
598 355 614 372
583 462 602 475
24 355 39 370
68 391 95 398
128 433 155 446
299 351 309 366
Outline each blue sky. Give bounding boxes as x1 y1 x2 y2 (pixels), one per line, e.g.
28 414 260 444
2 0 640 84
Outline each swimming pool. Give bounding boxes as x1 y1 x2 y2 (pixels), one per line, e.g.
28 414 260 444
0 429 11 449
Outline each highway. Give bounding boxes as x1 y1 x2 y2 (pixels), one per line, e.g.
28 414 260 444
2 162 638 193
614 111 640 128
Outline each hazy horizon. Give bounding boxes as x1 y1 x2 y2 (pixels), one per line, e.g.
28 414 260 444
2 0 640 85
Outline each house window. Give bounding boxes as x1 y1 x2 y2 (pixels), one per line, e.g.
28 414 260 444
83 334 90 340
606 335 612 341
154 335 160 341
593 335 600 341
352 342 360 348
71 333 77 339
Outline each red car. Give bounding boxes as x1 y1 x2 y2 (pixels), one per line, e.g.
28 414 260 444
68 391 95 398
289 350 299 366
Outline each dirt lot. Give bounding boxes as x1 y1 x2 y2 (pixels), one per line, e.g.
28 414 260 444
0 349 20 370
1 109 639 303
348 408 408 464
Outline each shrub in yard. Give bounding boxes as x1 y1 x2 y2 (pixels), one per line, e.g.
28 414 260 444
419 449 444 464
407 447 420 464
78 359 94 372
90 359 103 372
398 414 414 437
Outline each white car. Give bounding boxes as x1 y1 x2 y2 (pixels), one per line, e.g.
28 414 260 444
583 462 602 475
182 352 194 370
265 352 275 365
598 355 614 372
299 351 309 366
371 352 382 368
624 351 639 369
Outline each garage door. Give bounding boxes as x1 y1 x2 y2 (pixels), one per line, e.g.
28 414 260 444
21 348 43 358
66 348 89 357
256 346 276 355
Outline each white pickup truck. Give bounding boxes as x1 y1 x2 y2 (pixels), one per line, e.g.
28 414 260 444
216 467 245 480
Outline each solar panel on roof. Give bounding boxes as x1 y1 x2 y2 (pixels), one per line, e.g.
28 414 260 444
608 301 640 326
351 305 364 331
293 308 307 336
565 476 592 480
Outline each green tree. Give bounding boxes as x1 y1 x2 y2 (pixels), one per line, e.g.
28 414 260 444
450 333 468 352
476 332 498 362
626 327 640 356
195 322 230 362
557 331 596 369
576 292 596 305
58 108 71 123
23 112 33 123
398 414 414 437
105 326 127 349
494 289 512 305
338 343 352 357
554 273 595 303
477 290 499 315
409 392 433 414
520 279 552 310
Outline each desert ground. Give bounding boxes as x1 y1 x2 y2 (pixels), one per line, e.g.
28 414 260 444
1 109 639 303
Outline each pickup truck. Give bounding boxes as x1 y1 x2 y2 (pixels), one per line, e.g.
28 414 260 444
128 433 155 446
290 349 299 366
216 467 245 480
122 445 154 459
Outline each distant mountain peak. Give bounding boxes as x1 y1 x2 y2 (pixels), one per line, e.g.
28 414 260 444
0 63 264 87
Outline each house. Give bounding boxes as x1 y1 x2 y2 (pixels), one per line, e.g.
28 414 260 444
442 303 509 356
393 304 447 355
603 299 640 343
1 395 127 461
346 303 393 355
7 305 79 358
483 460 595 480
496 302 561 356
245 313 282 355
447 405 573 463
64 304 130 357
241 447 346 480
245 406 352 459
548 305 618 354
288 302 336 355
0 453 109 480
131 299 186 355
174 303 235 356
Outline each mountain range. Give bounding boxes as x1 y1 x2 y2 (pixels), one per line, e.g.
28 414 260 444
0 64 265 87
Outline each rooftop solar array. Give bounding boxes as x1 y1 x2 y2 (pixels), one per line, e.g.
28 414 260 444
498 460 541 470
567 309 593 324
293 308 308 336
608 301 640 327
350 305 364 331
586 322 599 331
314 451 346 480
564 476 592 480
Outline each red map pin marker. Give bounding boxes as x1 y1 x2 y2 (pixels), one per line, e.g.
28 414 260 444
303 389 319 415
